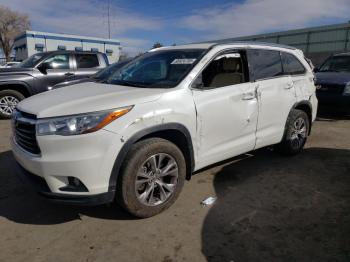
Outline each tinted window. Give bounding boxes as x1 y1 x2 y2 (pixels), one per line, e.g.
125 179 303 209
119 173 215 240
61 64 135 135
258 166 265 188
319 56 350 72
248 49 283 80
43 54 70 69
281 52 306 75
76 54 99 68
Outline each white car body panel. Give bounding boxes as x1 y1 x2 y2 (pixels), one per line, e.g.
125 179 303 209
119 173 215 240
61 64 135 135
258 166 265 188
191 82 258 170
16 82 168 118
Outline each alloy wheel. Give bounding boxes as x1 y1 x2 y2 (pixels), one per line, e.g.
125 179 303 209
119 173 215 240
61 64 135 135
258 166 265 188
290 117 307 150
0 96 19 116
135 153 179 206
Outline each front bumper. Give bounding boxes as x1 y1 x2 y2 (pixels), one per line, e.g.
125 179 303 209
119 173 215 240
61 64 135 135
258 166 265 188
15 162 114 205
11 128 124 203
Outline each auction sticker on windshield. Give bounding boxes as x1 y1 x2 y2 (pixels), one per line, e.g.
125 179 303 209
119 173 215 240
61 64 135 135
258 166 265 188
171 59 197 64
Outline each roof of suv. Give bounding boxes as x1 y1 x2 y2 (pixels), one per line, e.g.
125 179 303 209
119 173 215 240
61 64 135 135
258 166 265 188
151 41 297 52
37 50 105 56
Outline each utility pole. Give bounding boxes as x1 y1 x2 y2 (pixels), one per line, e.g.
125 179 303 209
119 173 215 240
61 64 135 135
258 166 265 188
107 0 111 39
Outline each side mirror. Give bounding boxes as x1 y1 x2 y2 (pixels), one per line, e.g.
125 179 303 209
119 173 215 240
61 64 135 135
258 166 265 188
37 63 48 74
313 67 319 73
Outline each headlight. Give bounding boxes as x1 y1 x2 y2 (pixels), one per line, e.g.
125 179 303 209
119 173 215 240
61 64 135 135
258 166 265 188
343 82 350 96
36 106 133 136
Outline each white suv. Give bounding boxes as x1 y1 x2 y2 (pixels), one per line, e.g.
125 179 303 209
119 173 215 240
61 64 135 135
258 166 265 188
11 42 317 217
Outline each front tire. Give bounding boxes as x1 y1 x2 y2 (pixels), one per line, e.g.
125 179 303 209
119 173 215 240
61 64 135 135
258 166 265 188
275 109 310 155
0 90 25 119
117 138 186 218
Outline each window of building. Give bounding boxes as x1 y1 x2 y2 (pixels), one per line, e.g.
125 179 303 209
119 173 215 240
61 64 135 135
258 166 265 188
247 49 283 81
281 52 306 75
35 43 44 52
57 45 66 50
42 54 70 69
106 49 113 56
75 54 99 68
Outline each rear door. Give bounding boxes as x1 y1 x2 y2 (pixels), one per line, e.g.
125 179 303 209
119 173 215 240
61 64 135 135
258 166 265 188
247 49 297 149
73 53 103 80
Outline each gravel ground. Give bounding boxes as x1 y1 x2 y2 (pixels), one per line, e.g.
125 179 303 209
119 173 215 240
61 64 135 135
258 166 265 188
0 113 349 262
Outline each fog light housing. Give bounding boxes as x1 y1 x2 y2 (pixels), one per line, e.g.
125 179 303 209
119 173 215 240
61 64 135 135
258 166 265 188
59 177 88 192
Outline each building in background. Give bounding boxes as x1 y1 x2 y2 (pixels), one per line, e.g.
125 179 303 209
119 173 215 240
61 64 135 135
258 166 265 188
208 22 350 66
13 31 121 63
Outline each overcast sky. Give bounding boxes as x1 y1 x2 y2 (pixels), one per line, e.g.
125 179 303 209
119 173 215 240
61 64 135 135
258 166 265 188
1 0 350 55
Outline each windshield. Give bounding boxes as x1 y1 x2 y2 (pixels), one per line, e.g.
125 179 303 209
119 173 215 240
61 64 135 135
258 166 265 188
93 60 131 80
18 53 45 68
106 49 205 88
319 56 350 72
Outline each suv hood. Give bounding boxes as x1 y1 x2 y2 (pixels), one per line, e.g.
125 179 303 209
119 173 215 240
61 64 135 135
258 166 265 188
315 71 350 85
17 82 167 118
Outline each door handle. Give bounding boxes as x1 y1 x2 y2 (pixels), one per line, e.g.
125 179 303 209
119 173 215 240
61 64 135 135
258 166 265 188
65 72 75 77
242 92 256 100
285 82 294 89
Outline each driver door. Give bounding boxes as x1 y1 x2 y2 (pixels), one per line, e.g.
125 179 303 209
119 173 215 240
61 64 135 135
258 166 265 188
191 51 259 169
35 53 74 93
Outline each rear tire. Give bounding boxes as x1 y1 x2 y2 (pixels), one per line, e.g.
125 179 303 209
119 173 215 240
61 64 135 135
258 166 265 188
275 109 310 155
116 138 186 218
0 90 25 119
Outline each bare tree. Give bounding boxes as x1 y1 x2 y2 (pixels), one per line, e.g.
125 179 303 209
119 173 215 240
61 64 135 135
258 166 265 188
0 6 31 61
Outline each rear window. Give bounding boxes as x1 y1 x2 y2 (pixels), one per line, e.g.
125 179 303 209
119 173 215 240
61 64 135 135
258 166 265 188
76 54 99 68
247 49 283 80
281 52 306 75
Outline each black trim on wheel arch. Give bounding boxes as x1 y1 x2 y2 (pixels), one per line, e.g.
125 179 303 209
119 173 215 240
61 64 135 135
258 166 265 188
108 123 195 193
0 81 33 96
292 100 312 112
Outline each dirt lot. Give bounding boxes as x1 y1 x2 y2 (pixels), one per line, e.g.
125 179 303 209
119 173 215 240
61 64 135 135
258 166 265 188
0 114 349 262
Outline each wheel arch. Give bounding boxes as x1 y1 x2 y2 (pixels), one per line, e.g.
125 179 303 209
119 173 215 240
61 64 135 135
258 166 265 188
0 81 31 97
108 123 195 192
292 100 313 135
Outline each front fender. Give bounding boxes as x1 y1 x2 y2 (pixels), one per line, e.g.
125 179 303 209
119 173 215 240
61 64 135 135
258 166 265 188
107 122 195 192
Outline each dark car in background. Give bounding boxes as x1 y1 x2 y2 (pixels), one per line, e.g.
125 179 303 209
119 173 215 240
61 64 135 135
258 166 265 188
53 58 132 89
0 50 109 118
315 53 350 113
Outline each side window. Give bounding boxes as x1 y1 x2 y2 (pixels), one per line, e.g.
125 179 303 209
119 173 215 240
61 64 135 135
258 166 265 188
42 54 70 69
194 52 246 89
76 54 99 69
281 52 306 75
247 49 283 80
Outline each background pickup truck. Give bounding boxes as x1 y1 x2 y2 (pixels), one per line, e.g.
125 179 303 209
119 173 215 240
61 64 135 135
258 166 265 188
0 50 109 118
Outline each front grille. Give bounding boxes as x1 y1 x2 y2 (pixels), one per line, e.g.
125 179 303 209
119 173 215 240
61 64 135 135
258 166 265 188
316 83 345 94
13 111 41 155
